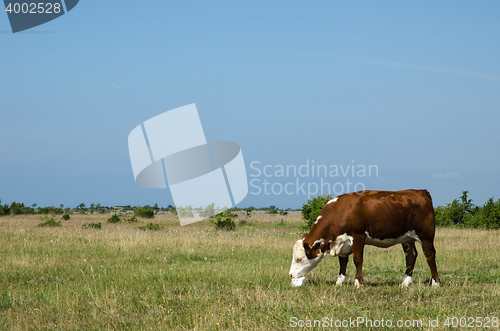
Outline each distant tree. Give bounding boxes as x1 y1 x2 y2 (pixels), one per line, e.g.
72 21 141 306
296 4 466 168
0 200 10 216
475 198 500 229
32 203 37 208
90 203 96 210
134 206 155 218
199 203 216 218
177 206 193 218
9 202 34 215
267 205 278 215
77 203 86 210
38 206 64 215
301 194 333 230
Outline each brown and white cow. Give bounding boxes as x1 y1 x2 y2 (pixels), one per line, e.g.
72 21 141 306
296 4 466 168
289 189 440 287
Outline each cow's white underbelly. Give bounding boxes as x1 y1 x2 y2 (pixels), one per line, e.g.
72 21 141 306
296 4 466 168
365 230 421 248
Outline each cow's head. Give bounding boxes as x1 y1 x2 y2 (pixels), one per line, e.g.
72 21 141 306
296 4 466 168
288 237 328 279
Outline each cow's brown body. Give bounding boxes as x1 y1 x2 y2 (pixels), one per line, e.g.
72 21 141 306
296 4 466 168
290 189 440 286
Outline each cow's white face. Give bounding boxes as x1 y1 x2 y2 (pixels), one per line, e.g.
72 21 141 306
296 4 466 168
288 239 325 279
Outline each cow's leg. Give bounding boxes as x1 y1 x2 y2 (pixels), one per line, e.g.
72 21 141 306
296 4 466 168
421 239 440 286
352 235 365 287
336 256 348 286
401 242 417 287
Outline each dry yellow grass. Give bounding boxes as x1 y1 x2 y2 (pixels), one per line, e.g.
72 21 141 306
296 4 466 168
0 214 499 330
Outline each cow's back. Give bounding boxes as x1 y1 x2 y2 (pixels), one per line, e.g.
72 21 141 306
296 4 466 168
315 190 435 242
358 190 435 240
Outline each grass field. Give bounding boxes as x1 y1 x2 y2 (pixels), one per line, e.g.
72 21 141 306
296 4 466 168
0 213 499 330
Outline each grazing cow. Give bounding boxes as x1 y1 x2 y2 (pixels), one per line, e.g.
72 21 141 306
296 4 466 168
289 189 440 287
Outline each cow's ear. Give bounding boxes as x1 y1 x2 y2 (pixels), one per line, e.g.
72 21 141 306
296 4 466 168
319 241 330 254
303 242 311 256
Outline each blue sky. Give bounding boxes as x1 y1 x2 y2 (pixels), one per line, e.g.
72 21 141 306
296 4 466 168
1 1 499 210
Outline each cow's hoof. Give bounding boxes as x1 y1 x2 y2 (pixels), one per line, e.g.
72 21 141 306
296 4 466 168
335 274 346 286
354 279 363 288
400 275 412 287
431 279 440 287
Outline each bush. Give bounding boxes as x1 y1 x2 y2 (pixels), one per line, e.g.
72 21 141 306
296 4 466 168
0 200 10 216
301 194 333 230
434 191 500 229
61 213 70 220
139 222 160 231
107 214 121 223
210 209 237 230
267 205 278 215
134 206 155 218
125 215 138 223
199 203 216 218
38 206 64 215
38 217 61 227
9 202 34 215
177 206 193 218
82 222 101 229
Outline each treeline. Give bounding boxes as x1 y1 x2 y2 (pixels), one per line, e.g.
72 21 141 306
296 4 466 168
301 191 500 231
0 201 65 216
0 200 177 216
434 191 500 229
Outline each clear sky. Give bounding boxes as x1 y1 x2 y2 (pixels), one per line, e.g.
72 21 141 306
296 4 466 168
1 1 499 210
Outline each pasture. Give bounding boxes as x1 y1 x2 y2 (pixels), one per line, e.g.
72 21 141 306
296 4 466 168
0 214 499 330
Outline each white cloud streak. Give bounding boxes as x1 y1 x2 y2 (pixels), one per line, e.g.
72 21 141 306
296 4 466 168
366 60 500 82
430 172 459 179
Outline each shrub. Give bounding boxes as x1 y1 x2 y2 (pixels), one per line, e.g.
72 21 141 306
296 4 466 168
301 194 333 230
82 222 101 229
125 215 138 223
61 213 70 220
38 217 61 227
0 200 10 216
199 203 216 218
38 206 64 215
177 206 193 218
107 214 121 223
139 222 160 231
434 191 500 229
267 205 278 215
134 206 155 218
9 202 35 215
210 209 237 230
